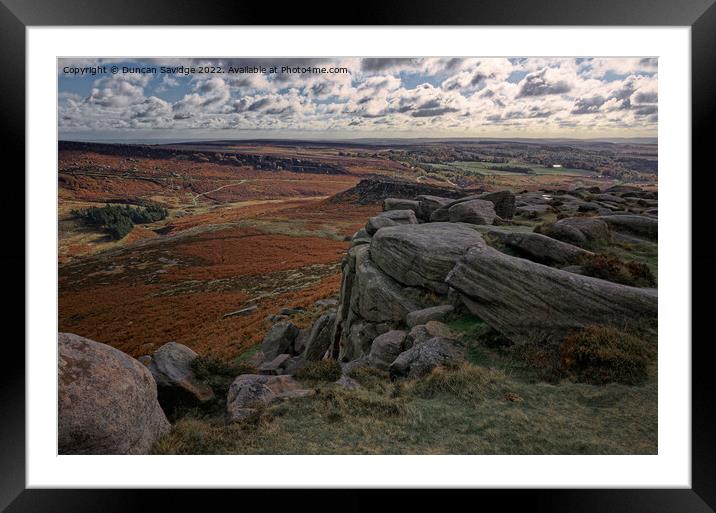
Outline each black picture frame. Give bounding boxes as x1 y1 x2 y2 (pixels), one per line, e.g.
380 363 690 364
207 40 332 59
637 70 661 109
2 1 714 511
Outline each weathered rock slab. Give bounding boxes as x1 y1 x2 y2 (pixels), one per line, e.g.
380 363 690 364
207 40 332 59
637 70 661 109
476 227 593 266
446 244 658 344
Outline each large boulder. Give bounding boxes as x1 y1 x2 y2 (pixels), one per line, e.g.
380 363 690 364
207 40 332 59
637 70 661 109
545 217 612 249
598 214 657 241
351 244 441 323
365 209 418 236
447 199 498 225
446 244 658 344
390 337 465 379
58 333 170 455
476 227 593 266
226 374 310 422
384 198 420 212
368 330 407 369
147 342 215 413
303 312 337 361
416 195 454 221
405 305 454 327
370 223 485 294
261 321 300 360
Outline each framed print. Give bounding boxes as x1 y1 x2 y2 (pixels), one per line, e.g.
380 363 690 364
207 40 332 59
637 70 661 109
3 0 715 511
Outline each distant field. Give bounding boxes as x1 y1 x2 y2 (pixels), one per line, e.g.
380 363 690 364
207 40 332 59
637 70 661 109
429 161 594 177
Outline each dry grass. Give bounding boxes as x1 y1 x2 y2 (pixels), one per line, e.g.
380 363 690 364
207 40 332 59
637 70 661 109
296 360 343 382
152 361 657 455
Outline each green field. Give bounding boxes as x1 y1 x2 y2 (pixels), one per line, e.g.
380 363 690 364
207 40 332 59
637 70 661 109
428 161 594 177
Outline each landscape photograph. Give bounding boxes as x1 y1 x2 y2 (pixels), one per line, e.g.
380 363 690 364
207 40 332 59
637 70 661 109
57 57 658 455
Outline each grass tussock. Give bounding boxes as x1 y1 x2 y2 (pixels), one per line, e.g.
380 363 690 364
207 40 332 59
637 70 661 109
405 364 509 402
296 360 342 382
347 366 392 393
560 325 655 385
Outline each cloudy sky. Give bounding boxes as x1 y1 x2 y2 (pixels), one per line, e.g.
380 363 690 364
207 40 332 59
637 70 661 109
58 57 657 141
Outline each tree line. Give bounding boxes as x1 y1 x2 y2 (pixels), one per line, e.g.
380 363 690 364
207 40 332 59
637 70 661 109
71 204 168 240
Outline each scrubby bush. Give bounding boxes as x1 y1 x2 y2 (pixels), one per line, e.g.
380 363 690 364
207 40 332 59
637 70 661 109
296 360 342 382
559 325 654 385
72 204 168 240
188 356 257 418
579 253 656 287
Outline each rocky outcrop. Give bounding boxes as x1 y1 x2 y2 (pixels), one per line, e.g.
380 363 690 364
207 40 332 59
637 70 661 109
147 342 214 413
320 187 657 374
446 244 658 344
330 177 465 205
226 374 311 422
58 333 169 455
